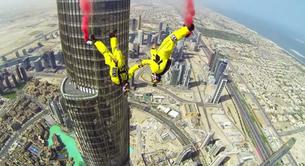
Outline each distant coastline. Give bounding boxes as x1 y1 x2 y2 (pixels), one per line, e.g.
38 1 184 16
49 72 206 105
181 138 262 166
288 49 305 66
205 6 305 66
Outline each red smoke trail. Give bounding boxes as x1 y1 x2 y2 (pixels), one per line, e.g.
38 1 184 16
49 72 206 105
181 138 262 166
80 0 91 41
184 0 195 25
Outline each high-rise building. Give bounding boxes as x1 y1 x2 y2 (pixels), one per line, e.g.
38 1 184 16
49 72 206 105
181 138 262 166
181 64 192 88
15 65 22 81
4 76 12 89
168 64 180 85
15 51 20 58
130 76 136 90
0 74 4 92
56 51 64 64
138 30 144 45
22 49 27 56
49 51 57 69
131 43 140 59
165 24 170 34
57 0 130 165
42 53 50 68
196 32 201 47
159 22 163 32
211 74 228 104
147 33 153 46
11 74 18 87
33 58 44 72
152 34 158 46
19 66 28 81
130 18 137 31
210 53 219 72
22 57 31 70
173 40 185 61
202 132 214 148
209 50 218 71
214 59 228 84
138 15 142 30
49 100 64 124
166 61 191 88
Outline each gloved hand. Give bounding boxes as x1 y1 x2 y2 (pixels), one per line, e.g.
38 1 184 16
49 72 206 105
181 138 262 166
109 30 118 38
184 23 195 38
187 23 195 32
122 82 130 94
86 34 96 45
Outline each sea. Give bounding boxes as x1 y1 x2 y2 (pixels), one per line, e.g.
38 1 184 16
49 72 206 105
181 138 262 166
205 7 305 66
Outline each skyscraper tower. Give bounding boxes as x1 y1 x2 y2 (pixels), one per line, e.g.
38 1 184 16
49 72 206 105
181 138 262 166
211 74 228 104
138 15 142 30
214 59 228 84
57 0 130 165
15 64 22 81
159 22 163 32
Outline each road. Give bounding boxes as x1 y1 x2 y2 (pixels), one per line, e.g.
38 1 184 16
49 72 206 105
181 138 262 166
129 100 204 165
228 65 298 165
226 82 271 161
198 36 297 165
192 32 273 160
33 72 66 79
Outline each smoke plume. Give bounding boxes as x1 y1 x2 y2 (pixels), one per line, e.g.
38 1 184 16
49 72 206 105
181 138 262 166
184 0 195 25
80 0 91 41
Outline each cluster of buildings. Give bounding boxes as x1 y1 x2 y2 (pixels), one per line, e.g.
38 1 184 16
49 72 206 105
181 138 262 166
24 79 60 105
2 119 72 166
32 51 63 72
0 49 64 95
165 61 192 88
0 64 28 94
129 14 173 59
157 105 181 120
1 30 60 68
132 92 167 104
189 31 202 52
0 96 42 150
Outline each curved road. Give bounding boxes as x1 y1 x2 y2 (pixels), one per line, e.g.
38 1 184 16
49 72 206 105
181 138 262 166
129 100 204 165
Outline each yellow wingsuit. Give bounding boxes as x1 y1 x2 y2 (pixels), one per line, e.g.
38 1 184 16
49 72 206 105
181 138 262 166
94 36 129 86
128 25 193 81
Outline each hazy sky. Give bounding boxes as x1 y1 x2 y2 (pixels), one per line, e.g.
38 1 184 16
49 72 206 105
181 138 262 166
197 0 305 37
1 0 304 37
0 0 55 17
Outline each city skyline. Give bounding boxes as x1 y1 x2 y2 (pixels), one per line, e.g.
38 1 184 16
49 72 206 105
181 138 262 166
0 0 304 166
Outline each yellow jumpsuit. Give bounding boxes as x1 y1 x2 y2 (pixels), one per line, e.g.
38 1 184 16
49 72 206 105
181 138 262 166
95 37 128 85
129 26 191 77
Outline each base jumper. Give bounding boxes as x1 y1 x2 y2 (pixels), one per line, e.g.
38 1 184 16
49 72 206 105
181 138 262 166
87 30 130 93
128 24 195 86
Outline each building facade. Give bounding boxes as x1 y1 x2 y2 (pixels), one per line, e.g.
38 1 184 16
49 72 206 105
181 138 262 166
214 59 228 84
211 74 228 104
57 0 130 165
